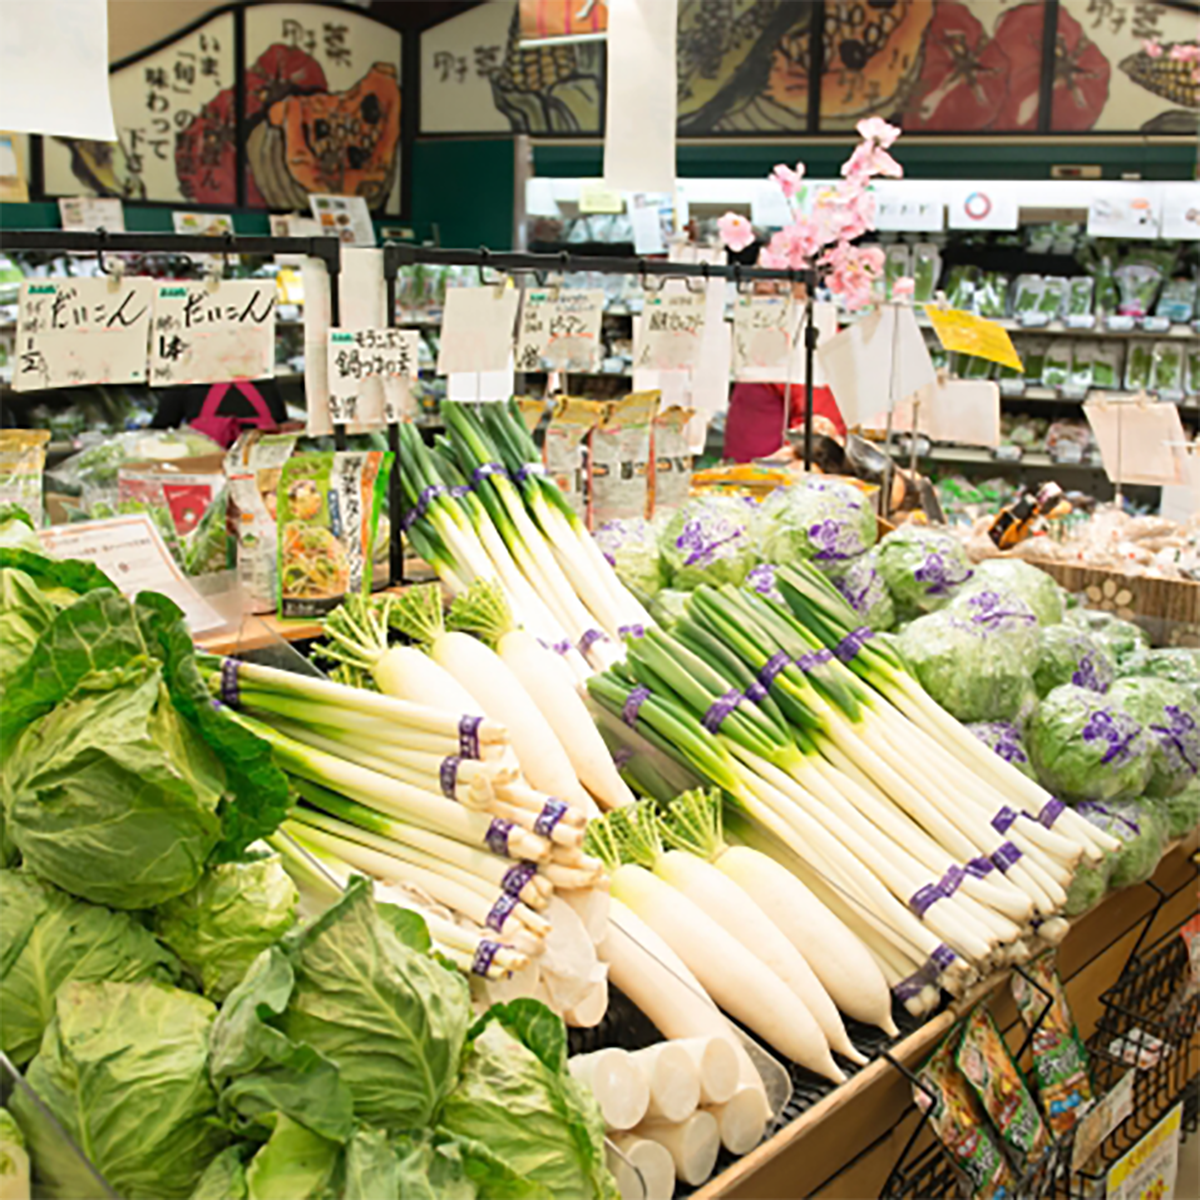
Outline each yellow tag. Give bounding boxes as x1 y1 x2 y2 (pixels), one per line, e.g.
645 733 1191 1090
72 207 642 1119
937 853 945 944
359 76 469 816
579 181 624 214
923 306 1024 372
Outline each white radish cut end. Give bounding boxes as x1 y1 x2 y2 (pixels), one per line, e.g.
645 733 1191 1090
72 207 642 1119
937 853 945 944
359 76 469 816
689 1037 740 1106
631 1041 701 1123
559 885 612 945
569 1049 650 1131
564 971 610 1028
607 1135 676 1200
707 1083 770 1155
636 1111 721 1188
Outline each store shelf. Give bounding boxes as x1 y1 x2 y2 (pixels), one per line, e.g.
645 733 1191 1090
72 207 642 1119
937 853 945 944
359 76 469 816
920 447 1105 471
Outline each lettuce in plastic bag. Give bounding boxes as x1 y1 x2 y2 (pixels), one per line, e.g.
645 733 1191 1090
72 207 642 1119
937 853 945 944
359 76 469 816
1066 609 1149 663
1063 854 1112 917
592 518 666 600
1028 685 1153 803
1034 624 1115 697
947 585 1040 638
1075 799 1167 889
958 559 1064 626
1118 647 1200 705
1108 678 1200 798
877 525 974 618
822 550 895 631
1161 778 1200 839
966 722 1037 780
659 495 759 590
758 478 876 566
746 562 784 604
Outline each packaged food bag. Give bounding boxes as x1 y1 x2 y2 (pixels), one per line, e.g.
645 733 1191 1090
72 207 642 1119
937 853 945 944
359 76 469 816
0 430 49 524
650 404 693 518
544 396 604 521
225 431 297 613
591 391 658 526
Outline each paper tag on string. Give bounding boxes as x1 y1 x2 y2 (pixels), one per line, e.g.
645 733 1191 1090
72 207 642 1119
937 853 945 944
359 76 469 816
1084 396 1188 487
58 196 124 232
516 289 605 373
635 291 707 371
733 295 793 378
923 306 1023 372
879 378 1001 448
15 277 154 391
327 328 420 425
438 285 520 375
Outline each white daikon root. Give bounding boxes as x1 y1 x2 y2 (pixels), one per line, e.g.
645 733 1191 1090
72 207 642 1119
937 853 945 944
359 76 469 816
707 1083 770 1155
607 1133 676 1200
630 1041 701 1123
636 1111 721 1188
674 1036 739 1107
568 1049 649 1132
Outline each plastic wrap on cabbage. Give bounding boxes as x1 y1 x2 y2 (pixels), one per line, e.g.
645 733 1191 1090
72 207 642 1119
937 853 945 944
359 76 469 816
592 518 666 600
758 478 876 566
876 525 974 618
1027 686 1153 803
659 495 760 590
746 562 784 604
1062 853 1112 917
822 550 895 631
1075 799 1167 889
1161 778 1200 839
1065 609 1149 663
1118 648 1200 705
1108 678 1200 798
897 610 1036 722
958 559 1065 626
966 722 1037 780
947 585 1040 645
647 588 691 630
1033 625 1115 698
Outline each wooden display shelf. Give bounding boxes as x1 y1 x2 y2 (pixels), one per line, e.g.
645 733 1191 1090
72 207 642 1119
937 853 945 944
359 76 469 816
694 833 1200 1199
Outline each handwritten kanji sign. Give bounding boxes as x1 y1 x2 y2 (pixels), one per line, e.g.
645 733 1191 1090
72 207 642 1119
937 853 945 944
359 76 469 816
327 327 420 424
150 280 276 386
732 295 794 377
516 288 604 372
15 277 154 391
923 306 1023 372
635 291 707 371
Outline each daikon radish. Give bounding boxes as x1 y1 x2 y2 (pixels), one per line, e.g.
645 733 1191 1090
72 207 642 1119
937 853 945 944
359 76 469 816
636 1112 720 1188
449 581 636 811
677 1037 739 1107
706 1084 770 1155
607 1134 676 1200
560 885 611 945
391 584 593 813
630 1042 701 1123
569 1049 649 1131
564 973 609 1028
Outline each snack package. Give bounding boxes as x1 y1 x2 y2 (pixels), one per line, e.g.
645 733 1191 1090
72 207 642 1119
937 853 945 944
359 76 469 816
226 432 298 613
650 404 693 518
1125 341 1154 391
957 1005 1049 1169
914 1030 1020 1200
1092 343 1123 390
1151 341 1184 395
590 391 658 527
1011 951 1093 1135
0 430 50 524
912 243 941 303
277 450 391 619
544 396 605 520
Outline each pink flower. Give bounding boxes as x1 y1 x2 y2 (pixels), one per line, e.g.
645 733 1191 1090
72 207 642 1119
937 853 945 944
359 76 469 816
717 211 756 252
1143 38 1164 58
892 276 916 299
856 116 901 148
760 222 822 270
842 141 903 182
1169 42 1200 62
770 162 806 199
823 243 885 312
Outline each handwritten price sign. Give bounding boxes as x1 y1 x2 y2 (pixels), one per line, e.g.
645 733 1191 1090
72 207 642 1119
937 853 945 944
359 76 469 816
328 327 420 424
636 292 707 371
151 280 276 386
516 289 604 373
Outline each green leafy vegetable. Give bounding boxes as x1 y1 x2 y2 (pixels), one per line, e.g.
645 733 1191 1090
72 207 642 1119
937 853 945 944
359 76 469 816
592 518 666 600
1109 678 1200 798
876 525 974 618
0 505 39 553
758 478 877 567
821 549 895 631
959 559 1065 626
0 569 56 685
659 496 760 590
1033 624 1114 697
0 1108 29 1200
190 1148 249 1200
1076 799 1167 889
1161 778 1200 839
1065 608 1149 663
245 1115 341 1200
1118 647 1200 706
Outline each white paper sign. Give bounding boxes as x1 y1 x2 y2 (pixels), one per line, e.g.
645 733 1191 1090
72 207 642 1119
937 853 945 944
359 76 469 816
15 277 153 391
1160 185 1200 240
150 280 276 386
635 291 707 371
58 196 124 232
309 194 375 246
630 193 666 255
751 180 793 229
733 296 793 378
1160 451 1200 522
1106 1104 1182 1200
946 184 1019 231
873 185 944 233
1088 186 1162 240
1084 397 1188 487
886 378 1001 447
327 328 420 425
818 305 936 428
448 368 514 403
37 513 224 634
0 0 116 140
516 289 605 372
437 285 520 375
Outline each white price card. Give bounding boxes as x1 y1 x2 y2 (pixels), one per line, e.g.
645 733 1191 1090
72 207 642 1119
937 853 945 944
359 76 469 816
150 280 276 387
1084 396 1188 487
58 196 124 232
635 291 707 371
37 513 225 634
629 192 666 255
515 289 605 373
437 285 520 376
733 295 794 378
946 184 1019 231
1087 186 1162 240
15 277 154 392
1160 185 1200 240
327 327 420 425
309 194 376 246
883 378 1001 448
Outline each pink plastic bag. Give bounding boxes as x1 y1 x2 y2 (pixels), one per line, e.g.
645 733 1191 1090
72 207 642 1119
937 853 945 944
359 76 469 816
190 380 276 449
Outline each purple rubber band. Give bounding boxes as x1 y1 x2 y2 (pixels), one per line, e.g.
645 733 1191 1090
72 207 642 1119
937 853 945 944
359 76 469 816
579 627 607 655
449 484 472 498
472 462 508 486
910 882 943 917
835 626 875 663
439 756 461 799
796 647 834 673
965 856 995 878
534 798 568 838
991 806 1018 834
618 623 646 640
702 689 743 734
485 818 513 857
1039 798 1065 828
472 940 501 976
744 681 769 704
931 943 956 970
220 657 240 706
502 861 537 896
486 891 518 932
613 746 634 770
992 841 1022 872
894 970 927 1002
515 462 545 482
211 699 223 711
939 865 965 897
458 715 482 759
759 651 792 691
623 686 650 728
401 484 444 532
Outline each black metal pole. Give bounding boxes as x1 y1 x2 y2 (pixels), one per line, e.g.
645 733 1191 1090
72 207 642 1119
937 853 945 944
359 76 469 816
384 250 404 587
325 242 346 452
803 270 819 472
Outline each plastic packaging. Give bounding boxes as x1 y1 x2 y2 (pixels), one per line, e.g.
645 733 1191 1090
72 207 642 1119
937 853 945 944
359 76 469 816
885 244 911 299
1067 276 1094 319
1151 341 1184 395
821 549 896 632
876 524 974 618
1108 677 1200 798
758 478 877 567
967 721 1037 779
958 559 1065 625
1075 798 1168 889
1038 277 1068 319
1091 342 1123 390
1033 624 1115 697
593 517 667 600
1117 647 1200 705
1012 274 1045 319
659 495 760 590
1124 341 1154 391
1162 779 1200 838
912 244 941 304
1066 343 1094 392
1114 263 1162 318
1154 277 1195 324
1041 340 1073 389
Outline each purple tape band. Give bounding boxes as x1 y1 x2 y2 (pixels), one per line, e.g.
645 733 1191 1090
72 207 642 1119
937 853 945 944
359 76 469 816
1039 798 1066 828
220 658 240 707
702 689 743 734
618 624 646 640
991 806 1018 834
931 943 956 970
502 862 537 896
992 841 1022 872
439 756 461 799
579 628 606 655
458 715 482 759
401 484 444 532
515 462 545 482
613 746 634 771
539 637 572 656
939 865 965 897
835 626 875 663
449 484 472 498
486 891 519 932
910 883 943 917
744 681 769 704
965 856 995 878
535 798 568 838
796 648 834 673
623 686 651 728
472 462 508 486
758 651 792 691
894 970 927 1002
485 818 513 857
472 940 501 976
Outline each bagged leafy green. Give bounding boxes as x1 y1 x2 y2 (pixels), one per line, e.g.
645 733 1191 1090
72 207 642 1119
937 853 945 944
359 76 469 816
746 562 784 604
0 870 179 1065
959 559 1065 626
876 525 974 618
0 505 39 553
966 722 1037 780
190 1147 249 1200
659 495 759 590
1162 779 1200 838
758 478 876 566
438 999 616 1200
897 610 1036 722
822 550 895 631
0 1108 29 1200
1076 800 1167 889
245 1115 341 1200
1028 686 1152 803
1118 647 1200 705
947 585 1040 641
1065 608 1149 663
592 518 666 600
1108 678 1200 798
1034 624 1115 697
13 980 229 1200
154 852 299 1001
1062 854 1112 917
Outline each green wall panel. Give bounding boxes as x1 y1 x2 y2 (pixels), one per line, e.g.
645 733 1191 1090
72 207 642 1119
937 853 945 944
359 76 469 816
411 138 515 250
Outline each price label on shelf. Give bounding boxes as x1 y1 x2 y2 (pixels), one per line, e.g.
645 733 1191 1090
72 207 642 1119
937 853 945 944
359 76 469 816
327 327 420 425
635 291 707 371
924 306 1024 372
515 289 605 373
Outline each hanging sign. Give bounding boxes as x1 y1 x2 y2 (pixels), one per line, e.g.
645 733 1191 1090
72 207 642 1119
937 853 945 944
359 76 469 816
924 306 1024 372
1084 396 1188 488
15 277 154 391
150 279 276 386
516 288 605 372
578 181 624 213
437 285 519 376
635 291 706 371
732 295 793 378
327 327 420 424
1106 1104 1182 1200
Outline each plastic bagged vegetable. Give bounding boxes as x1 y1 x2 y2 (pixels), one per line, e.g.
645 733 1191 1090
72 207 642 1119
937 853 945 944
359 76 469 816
1027 685 1153 803
1075 799 1167 889
1108 678 1200 798
966 721 1037 780
822 550 895 631
660 495 760 590
1062 854 1112 916
758 478 876 566
1118 647 1200 705
876 525 974 618
1066 609 1149 663
957 559 1065 626
0 505 40 553
1034 624 1115 697
592 517 666 600
1161 779 1200 839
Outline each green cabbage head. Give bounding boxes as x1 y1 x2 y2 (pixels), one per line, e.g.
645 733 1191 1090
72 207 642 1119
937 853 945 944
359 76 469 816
1033 624 1115 697
659 496 760 590
959 559 1065 626
1108 677 1200 798
876 525 974 618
